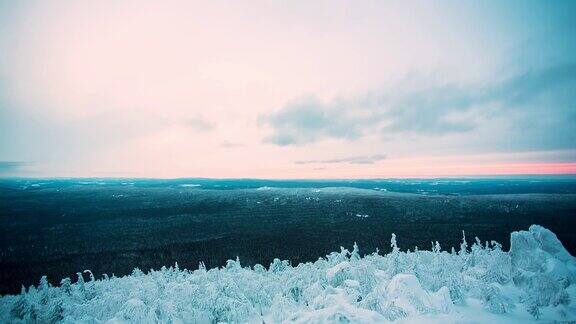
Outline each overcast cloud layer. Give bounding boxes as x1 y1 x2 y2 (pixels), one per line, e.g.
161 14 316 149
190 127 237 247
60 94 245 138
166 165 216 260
0 0 575 178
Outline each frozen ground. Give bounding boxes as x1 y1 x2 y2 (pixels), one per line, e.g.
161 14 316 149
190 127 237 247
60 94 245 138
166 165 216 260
1 225 575 323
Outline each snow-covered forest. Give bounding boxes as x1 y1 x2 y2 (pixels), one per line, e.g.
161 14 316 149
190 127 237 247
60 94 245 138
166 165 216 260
1 225 575 323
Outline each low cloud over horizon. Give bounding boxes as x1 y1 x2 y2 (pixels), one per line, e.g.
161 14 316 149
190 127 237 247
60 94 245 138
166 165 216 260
0 0 575 178
0 161 31 175
295 155 387 165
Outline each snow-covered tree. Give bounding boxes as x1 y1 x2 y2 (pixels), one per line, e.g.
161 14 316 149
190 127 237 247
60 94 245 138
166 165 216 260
1 225 575 323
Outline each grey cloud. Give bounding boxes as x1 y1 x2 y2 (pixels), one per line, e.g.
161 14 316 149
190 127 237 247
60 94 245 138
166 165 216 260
380 84 479 135
487 63 576 106
295 154 386 165
187 117 214 132
0 161 29 174
260 97 372 146
261 63 576 148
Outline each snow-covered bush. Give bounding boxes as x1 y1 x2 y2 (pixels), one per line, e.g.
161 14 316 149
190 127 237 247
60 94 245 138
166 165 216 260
1 225 575 323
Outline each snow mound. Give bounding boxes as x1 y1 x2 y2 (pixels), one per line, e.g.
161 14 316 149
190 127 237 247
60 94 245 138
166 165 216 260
1 225 575 323
385 274 452 316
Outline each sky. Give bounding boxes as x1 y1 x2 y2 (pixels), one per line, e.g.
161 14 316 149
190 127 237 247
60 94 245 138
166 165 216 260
0 0 575 178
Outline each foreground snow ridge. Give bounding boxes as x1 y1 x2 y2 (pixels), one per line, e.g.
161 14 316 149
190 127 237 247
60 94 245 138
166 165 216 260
1 225 576 323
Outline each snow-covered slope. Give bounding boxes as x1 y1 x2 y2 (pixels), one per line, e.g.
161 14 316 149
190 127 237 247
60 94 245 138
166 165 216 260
1 225 575 323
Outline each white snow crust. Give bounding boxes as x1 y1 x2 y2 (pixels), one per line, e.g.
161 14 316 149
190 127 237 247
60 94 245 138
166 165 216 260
1 225 575 323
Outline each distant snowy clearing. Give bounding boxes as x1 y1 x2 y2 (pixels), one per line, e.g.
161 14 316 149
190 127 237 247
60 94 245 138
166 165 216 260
1 225 575 323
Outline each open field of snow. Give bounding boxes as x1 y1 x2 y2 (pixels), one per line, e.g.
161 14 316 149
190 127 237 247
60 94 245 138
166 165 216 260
1 225 575 323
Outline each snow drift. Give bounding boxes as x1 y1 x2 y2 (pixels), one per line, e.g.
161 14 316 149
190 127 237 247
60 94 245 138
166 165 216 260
1 225 575 323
